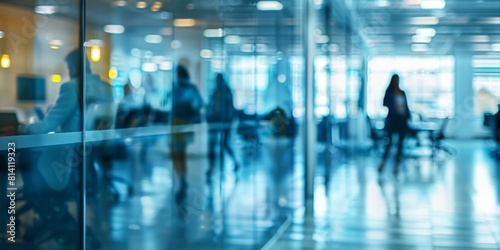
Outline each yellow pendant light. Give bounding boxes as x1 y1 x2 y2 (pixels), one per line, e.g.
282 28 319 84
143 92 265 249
1 54 10 68
90 45 101 62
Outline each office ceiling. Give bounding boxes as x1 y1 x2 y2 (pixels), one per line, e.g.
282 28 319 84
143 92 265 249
0 0 499 55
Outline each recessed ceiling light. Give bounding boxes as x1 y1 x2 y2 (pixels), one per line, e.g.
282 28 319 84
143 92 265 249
241 44 255 52
405 0 421 5
420 0 445 9
468 35 490 43
200 49 213 59
315 35 329 44
104 25 125 34
145 34 162 44
136 1 147 8
204 28 224 38
34 6 58 15
112 1 127 7
412 35 432 43
411 44 429 52
174 19 196 27
257 1 283 11
160 27 173 36
225 35 241 44
186 3 195 10
471 44 491 51
408 17 439 25
415 28 436 37
142 63 158 72
84 39 104 47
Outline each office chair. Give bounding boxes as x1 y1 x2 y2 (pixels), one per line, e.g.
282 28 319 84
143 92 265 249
366 115 386 154
429 117 455 158
86 102 134 201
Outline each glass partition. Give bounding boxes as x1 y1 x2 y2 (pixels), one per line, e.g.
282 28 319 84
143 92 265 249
0 0 84 249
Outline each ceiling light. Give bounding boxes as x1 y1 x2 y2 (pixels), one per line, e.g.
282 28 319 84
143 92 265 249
468 35 490 43
159 61 173 71
472 44 491 51
411 44 428 52
186 3 195 10
412 35 432 43
375 0 390 7
329 44 339 52
109 67 118 79
104 25 125 34
51 74 62 83
204 28 224 38
160 27 172 36
50 45 60 50
112 1 127 7
136 1 147 8
34 6 58 15
405 0 421 5
153 1 162 7
174 19 196 27
256 44 268 52
90 46 101 62
315 35 329 44
408 17 439 25
84 39 104 47
224 35 241 44
49 40 64 46
1 54 10 69
415 28 436 37
492 44 500 51
477 17 500 25
171 40 182 49
420 0 445 9
257 1 283 11
314 0 323 6
200 49 213 59
130 48 141 56
241 44 255 52
0 31 4 38
145 34 162 44
142 63 158 72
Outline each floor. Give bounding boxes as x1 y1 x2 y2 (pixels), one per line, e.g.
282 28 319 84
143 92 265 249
270 140 500 249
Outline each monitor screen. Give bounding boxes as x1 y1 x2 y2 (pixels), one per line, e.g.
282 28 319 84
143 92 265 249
17 75 46 102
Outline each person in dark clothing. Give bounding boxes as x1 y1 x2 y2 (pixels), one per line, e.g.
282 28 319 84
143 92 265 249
170 65 203 202
378 74 411 175
206 74 239 182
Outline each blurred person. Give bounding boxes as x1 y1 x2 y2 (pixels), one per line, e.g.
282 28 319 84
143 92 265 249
378 74 411 175
206 73 239 182
19 49 113 134
170 65 203 202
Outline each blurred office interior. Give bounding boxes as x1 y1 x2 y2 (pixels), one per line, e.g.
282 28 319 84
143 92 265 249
0 0 499 249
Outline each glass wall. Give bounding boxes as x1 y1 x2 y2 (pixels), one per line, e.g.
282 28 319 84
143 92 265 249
0 0 304 249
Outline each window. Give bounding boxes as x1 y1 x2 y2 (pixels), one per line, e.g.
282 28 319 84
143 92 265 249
472 55 500 114
367 56 455 119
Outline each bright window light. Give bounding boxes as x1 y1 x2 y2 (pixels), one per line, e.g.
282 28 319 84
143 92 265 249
492 44 500 51
472 44 491 51
468 35 490 43
412 35 432 43
415 28 436 37
204 29 224 38
420 0 445 9
145 34 162 44
104 25 125 34
257 1 283 11
411 44 429 52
